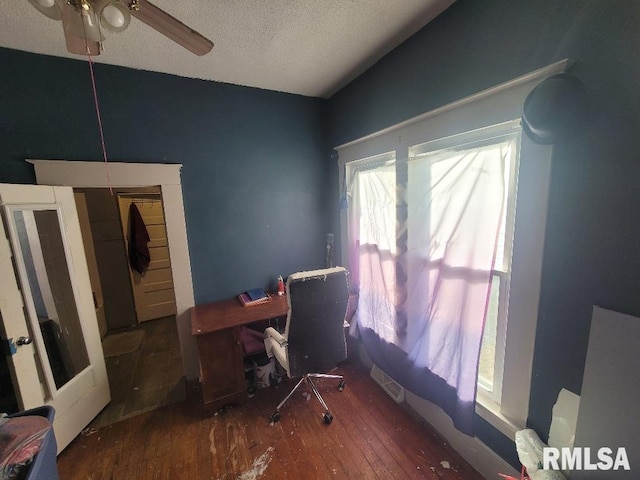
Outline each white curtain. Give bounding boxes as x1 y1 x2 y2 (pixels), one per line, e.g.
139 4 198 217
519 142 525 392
347 155 398 342
405 137 515 403
348 129 518 433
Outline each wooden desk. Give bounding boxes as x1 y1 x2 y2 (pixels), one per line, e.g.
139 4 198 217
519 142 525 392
191 295 288 415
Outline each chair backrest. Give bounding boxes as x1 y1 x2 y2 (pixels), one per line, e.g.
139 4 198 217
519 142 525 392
284 267 349 377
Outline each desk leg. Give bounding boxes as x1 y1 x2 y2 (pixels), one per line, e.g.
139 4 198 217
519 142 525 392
196 327 247 415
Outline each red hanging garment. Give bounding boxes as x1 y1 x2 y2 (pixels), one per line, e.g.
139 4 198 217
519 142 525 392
128 202 150 275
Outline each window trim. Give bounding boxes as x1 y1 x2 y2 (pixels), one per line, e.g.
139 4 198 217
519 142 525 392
337 60 565 439
477 269 508 404
490 133 554 436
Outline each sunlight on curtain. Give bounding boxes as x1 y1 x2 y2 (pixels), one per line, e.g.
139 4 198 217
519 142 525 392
405 134 517 404
347 154 397 343
346 124 520 433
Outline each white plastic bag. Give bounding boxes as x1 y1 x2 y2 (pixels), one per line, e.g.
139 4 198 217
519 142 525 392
530 470 565 480
515 429 546 474
515 429 565 480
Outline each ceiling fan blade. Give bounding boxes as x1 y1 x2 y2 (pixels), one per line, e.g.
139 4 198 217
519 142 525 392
61 1 101 55
128 0 213 56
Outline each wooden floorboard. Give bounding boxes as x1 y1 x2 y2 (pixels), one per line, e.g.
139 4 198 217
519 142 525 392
57 361 486 479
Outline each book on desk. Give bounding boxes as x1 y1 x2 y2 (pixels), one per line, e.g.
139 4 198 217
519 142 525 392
238 288 272 307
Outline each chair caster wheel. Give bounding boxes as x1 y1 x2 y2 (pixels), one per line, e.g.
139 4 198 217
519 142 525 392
270 412 281 424
337 380 345 392
323 412 333 424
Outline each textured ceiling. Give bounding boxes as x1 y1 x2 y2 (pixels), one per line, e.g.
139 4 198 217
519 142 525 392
0 0 454 98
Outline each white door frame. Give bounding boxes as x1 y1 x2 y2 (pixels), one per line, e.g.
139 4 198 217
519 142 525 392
27 160 199 380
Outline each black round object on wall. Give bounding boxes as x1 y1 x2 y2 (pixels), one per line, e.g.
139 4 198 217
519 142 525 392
522 72 587 145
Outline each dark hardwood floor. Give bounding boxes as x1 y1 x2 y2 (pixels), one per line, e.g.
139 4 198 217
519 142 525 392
90 316 185 430
57 361 485 479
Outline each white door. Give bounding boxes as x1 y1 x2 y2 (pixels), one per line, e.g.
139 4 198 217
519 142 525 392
117 194 176 322
0 184 109 453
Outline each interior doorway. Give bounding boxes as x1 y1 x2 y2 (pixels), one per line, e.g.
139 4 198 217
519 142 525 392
74 186 185 428
29 160 199 382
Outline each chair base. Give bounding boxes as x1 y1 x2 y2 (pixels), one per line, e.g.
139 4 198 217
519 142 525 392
270 373 345 425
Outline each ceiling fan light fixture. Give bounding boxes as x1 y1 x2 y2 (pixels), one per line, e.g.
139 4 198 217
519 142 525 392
27 0 62 21
29 0 213 56
62 1 103 42
99 2 131 33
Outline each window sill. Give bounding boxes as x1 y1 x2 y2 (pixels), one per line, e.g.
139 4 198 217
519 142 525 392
475 394 521 441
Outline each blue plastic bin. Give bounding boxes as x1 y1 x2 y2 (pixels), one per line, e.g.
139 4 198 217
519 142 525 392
7 406 59 480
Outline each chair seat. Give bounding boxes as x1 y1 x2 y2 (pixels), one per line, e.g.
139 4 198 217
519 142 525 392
263 267 350 424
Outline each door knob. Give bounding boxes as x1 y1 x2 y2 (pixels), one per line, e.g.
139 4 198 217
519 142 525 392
16 336 32 346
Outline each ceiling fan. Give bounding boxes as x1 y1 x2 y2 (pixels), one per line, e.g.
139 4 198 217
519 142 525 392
27 0 214 56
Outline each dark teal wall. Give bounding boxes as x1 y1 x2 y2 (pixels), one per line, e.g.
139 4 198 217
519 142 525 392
328 0 640 468
4 0 640 468
0 48 330 303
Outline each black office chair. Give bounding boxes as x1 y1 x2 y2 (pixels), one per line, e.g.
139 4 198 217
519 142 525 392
263 267 349 425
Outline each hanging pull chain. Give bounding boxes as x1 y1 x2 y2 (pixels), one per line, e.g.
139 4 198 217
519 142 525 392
82 19 113 194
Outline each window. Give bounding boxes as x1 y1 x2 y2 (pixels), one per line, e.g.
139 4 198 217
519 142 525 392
407 124 520 408
338 61 564 438
347 152 398 342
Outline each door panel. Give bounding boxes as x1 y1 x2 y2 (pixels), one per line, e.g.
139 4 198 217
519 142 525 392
117 195 176 322
0 229 44 408
74 192 107 339
12 208 90 389
80 188 137 330
146 225 168 246
0 184 109 453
